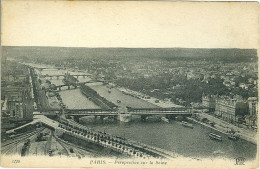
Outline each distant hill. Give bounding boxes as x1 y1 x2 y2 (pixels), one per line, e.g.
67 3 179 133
2 46 257 62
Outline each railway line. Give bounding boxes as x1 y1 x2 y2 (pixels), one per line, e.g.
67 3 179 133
54 133 97 158
2 127 45 148
2 127 45 155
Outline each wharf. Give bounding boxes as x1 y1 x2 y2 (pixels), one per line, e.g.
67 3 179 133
187 117 257 144
59 118 176 159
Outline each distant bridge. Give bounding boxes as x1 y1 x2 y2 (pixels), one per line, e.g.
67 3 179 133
54 81 104 91
34 67 64 70
43 74 92 79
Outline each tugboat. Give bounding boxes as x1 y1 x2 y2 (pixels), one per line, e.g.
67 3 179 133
161 117 169 123
226 128 239 140
181 121 194 129
209 133 222 141
227 133 239 140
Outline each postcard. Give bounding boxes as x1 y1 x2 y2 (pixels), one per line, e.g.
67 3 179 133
1 1 259 168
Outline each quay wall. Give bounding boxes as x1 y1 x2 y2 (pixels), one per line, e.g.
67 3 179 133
60 132 124 158
187 117 257 144
57 119 169 158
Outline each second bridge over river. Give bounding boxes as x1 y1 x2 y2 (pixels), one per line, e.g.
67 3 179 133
41 107 195 122
65 107 192 116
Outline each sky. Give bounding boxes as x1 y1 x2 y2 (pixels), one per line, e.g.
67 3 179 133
1 1 259 49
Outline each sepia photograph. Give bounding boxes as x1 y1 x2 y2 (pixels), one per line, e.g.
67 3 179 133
1 1 259 168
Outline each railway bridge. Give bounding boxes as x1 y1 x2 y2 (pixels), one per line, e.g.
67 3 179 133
40 107 194 122
34 67 63 71
54 81 102 91
64 107 196 115
39 106 210 122
43 74 92 80
39 106 209 115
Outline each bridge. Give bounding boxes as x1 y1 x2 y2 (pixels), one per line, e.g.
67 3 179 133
66 108 117 116
34 67 64 71
53 81 103 91
40 107 193 117
127 107 191 115
42 74 92 80
39 106 209 115
64 107 195 116
37 105 212 124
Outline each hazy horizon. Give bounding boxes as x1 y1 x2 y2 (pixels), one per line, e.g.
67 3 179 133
2 46 257 61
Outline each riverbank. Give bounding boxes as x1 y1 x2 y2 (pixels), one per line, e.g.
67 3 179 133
60 118 177 159
187 116 257 145
117 87 182 108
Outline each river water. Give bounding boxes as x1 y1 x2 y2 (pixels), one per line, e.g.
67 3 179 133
81 118 257 160
27 63 257 160
59 89 101 109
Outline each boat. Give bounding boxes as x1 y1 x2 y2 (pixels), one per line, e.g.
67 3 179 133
209 133 222 141
213 150 224 155
103 116 109 121
227 133 239 140
181 121 194 128
161 117 169 123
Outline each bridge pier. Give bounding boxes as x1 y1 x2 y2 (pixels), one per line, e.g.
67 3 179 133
141 115 148 121
175 115 184 121
100 115 104 121
118 113 132 122
166 115 175 120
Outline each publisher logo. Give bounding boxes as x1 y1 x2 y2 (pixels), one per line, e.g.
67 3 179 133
235 157 245 165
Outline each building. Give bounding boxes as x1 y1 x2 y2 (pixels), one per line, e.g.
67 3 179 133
248 97 258 115
202 94 216 112
1 61 34 123
1 87 34 121
215 96 249 124
245 97 258 127
62 72 79 87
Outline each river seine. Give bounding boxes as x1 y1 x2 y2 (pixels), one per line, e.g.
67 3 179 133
30 64 257 160
81 117 256 160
